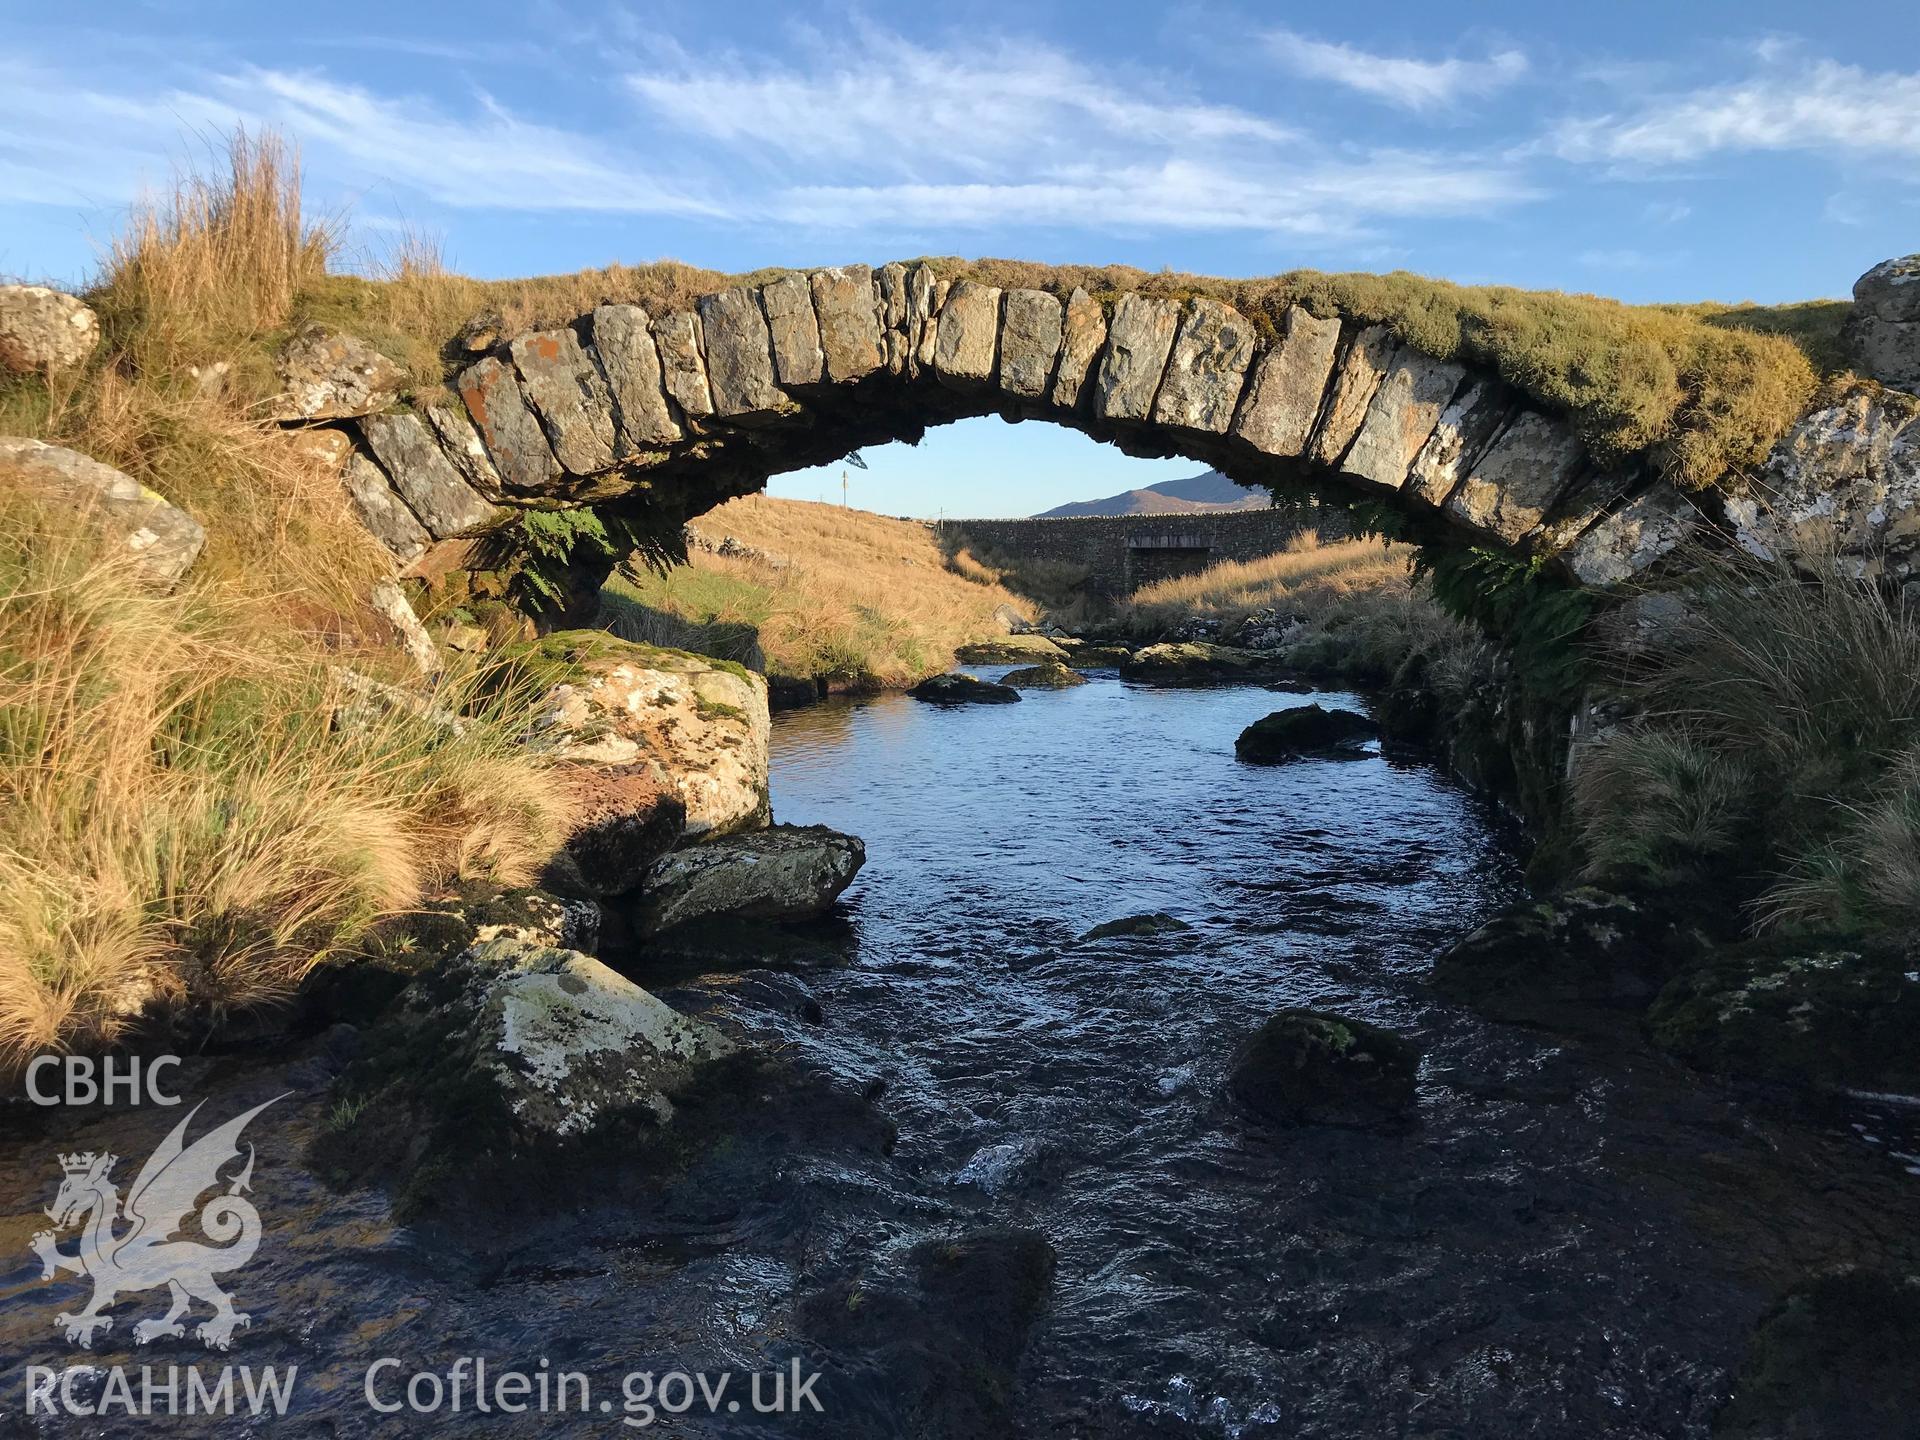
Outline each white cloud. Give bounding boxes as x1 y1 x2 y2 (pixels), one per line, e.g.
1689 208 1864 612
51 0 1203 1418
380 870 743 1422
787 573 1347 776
1642 199 1691 225
1549 59 1920 165
1264 29 1528 112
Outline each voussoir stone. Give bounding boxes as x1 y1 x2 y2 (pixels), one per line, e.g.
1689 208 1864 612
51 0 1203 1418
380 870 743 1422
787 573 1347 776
758 274 824 388
697 286 792 424
510 328 618 475
1444 411 1588 545
1050 288 1107 411
1096 293 1181 422
0 436 205 588
423 400 506 498
275 324 406 420
999 289 1064 401
590 304 683 447
1154 299 1256 434
1341 350 1466 490
1232 306 1341 458
906 264 938 376
1308 325 1399 468
1563 483 1699 587
934 280 1002 390
652 311 715 421
811 265 885 383
339 451 430 563
876 262 911 375
359 412 504 539
1406 377 1514 507
0 285 99 375
458 354 561 494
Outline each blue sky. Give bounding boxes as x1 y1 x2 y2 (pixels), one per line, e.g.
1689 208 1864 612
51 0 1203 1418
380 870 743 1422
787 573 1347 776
4 1 1915 515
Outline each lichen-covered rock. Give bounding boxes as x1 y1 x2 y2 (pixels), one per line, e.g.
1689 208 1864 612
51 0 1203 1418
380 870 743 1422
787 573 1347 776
1405 377 1514 507
650 310 715 421
1844 253 1920 394
1444 410 1587 545
339 452 429 563
636 824 865 934
0 436 205 588
811 265 885 383
697 285 793 424
0 285 99 374
1233 306 1342 459
1064 643 1134 669
1308 325 1398 467
457 354 562 493
1000 662 1088 689
545 763 687 899
909 672 1021 704
421 400 506 497
955 634 1068 663
1649 937 1920 1091
1050 287 1107 411
1726 384 1920 578
1341 350 1465 490
1227 1008 1420 1129
1154 298 1255 433
589 304 683 447
998 289 1063 400
1562 482 1698 586
509 328 618 475
1119 641 1274 684
358 412 504 538
274 325 405 420
518 632 770 837
1095 293 1180 421
758 274 824 388
1235 703 1378 762
934 280 1001 390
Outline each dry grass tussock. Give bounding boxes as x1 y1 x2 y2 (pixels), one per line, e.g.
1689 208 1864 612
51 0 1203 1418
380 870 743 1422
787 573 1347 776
0 132 569 1063
602 495 1022 687
1571 548 1920 936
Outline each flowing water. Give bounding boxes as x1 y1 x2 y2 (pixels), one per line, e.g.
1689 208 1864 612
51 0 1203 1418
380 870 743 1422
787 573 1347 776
1 671 1914 1437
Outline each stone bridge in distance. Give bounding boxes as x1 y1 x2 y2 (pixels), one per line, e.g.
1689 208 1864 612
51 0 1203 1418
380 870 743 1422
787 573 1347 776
327 260 1914 603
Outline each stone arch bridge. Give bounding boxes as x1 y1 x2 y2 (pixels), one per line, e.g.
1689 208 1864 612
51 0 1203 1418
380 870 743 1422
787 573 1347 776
324 261 1912 606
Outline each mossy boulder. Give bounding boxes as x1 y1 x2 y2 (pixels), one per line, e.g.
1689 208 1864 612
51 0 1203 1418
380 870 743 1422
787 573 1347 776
1650 937 1920 1091
796 1227 1055 1439
1227 1008 1421 1129
1716 1269 1920 1439
1430 888 1689 1029
955 634 1068 663
909 672 1021 705
1077 912 1192 943
1235 703 1379 762
1064 643 1133 670
635 824 866 935
1000 662 1088 689
1120 641 1276 685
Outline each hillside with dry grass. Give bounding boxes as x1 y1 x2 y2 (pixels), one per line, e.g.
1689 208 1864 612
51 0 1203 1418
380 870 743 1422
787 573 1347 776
602 494 1024 690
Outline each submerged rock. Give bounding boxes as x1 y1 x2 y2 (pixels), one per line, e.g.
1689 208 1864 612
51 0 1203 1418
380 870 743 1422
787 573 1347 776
1235 703 1379 762
909 672 1021 704
1227 1008 1420 1129
1717 1269 1920 1439
1120 641 1275 684
1430 888 1685 1028
1000 662 1088 689
637 824 865 935
1078 912 1192 943
1650 937 1920 1091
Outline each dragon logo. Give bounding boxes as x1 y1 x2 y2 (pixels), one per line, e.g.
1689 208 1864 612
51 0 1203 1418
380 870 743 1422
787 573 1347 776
29 1096 282 1351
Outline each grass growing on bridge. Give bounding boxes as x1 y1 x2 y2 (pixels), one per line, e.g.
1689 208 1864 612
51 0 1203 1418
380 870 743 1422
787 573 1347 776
600 494 1024 690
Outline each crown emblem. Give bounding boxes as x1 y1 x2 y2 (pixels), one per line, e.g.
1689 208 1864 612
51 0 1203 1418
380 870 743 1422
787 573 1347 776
58 1152 113 1176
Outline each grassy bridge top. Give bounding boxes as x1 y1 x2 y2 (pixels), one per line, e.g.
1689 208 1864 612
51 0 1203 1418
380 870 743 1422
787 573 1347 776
276 256 1840 494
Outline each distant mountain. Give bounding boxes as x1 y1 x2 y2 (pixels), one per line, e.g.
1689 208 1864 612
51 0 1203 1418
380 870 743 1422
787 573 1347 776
1034 470 1266 518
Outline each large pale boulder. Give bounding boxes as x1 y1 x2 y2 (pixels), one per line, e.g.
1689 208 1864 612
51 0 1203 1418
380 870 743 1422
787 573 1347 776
1095 294 1180 421
0 285 99 374
1844 254 1920 394
1725 384 1920 578
275 325 405 420
1153 298 1255 434
637 825 865 934
521 633 771 837
1232 306 1342 459
0 437 204 588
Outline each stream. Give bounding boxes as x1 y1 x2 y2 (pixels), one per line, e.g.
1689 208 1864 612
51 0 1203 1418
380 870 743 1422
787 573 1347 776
1 670 1914 1437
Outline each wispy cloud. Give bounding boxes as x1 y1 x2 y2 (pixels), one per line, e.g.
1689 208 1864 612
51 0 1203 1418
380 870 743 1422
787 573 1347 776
1264 29 1528 112
1549 59 1920 165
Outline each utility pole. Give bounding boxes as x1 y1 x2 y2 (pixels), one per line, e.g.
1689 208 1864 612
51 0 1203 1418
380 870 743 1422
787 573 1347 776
841 469 848 509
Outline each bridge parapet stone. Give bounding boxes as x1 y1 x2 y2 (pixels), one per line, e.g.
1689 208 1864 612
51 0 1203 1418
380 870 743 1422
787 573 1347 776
809 265 885 383
1050 287 1107 413
999 288 1065 401
934 280 1002 391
